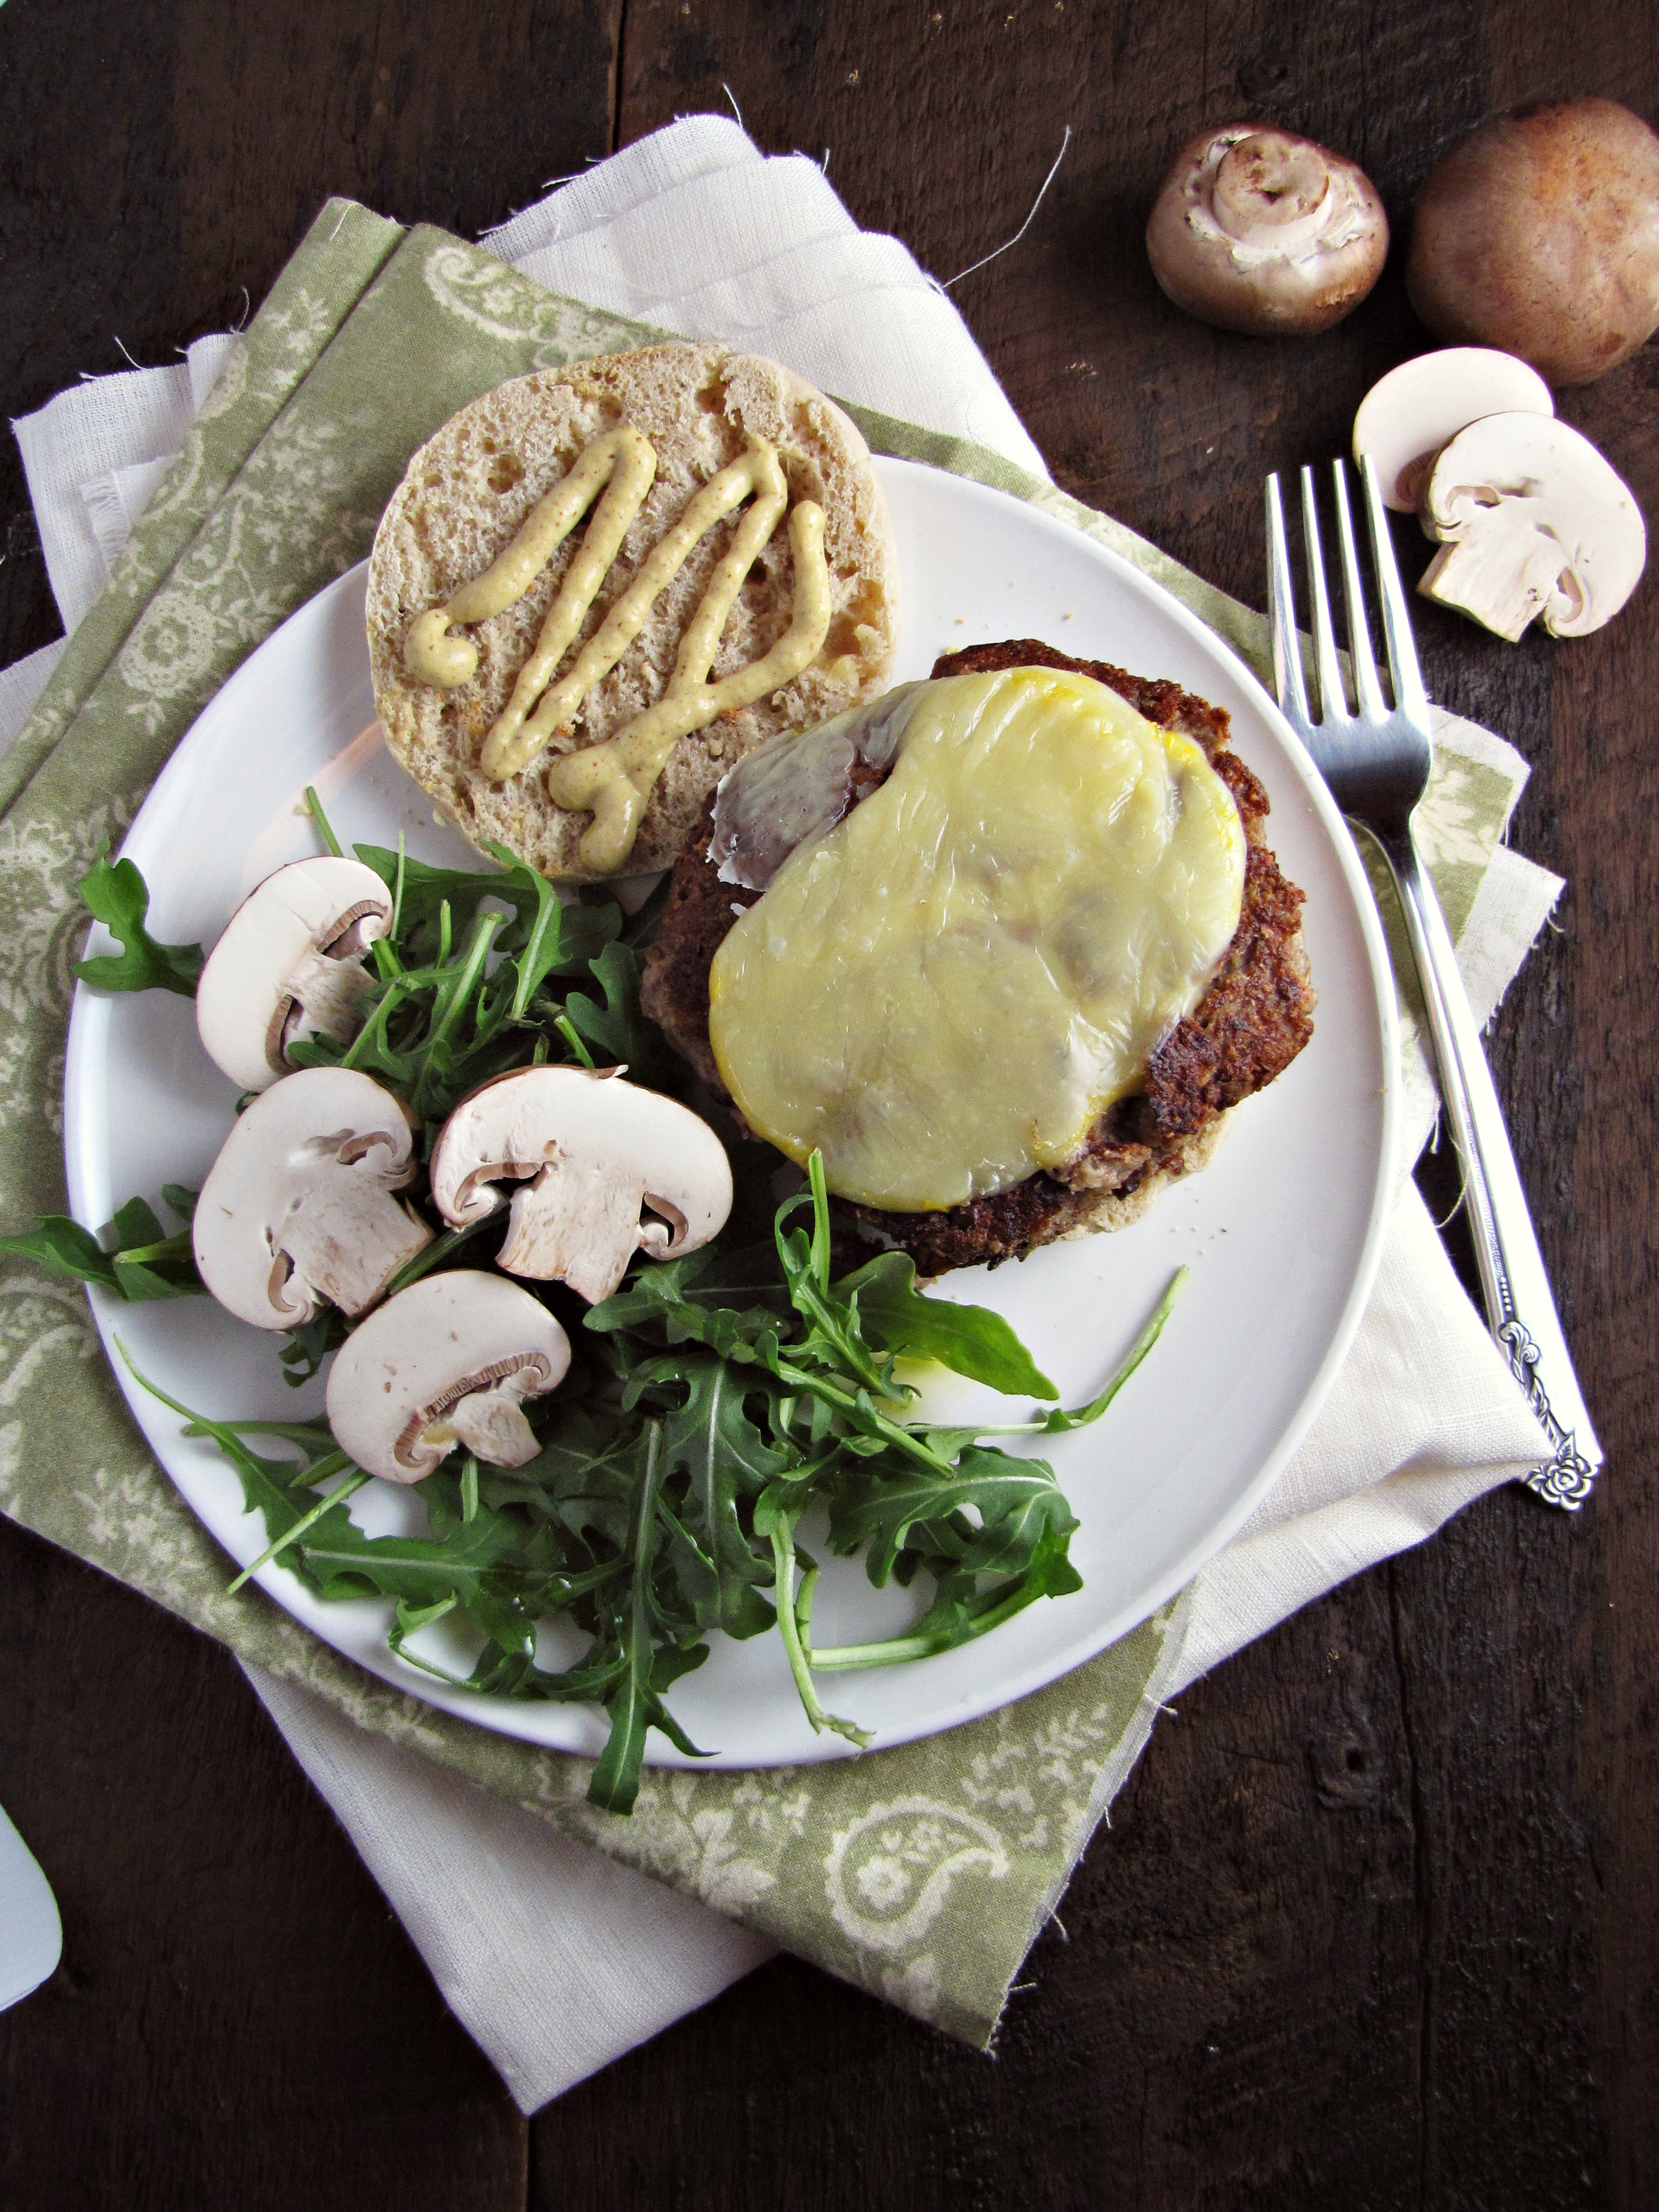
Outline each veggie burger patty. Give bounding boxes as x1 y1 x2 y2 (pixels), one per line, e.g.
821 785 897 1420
641 638 1315 1273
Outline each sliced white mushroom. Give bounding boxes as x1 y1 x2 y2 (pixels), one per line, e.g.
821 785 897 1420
1417 412 1647 640
428 1065 734 1304
193 1065 432 1328
196 857 393 1093
324 1271 571 1484
1352 348 1556 511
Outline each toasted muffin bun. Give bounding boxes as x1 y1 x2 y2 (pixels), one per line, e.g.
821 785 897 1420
365 344 899 880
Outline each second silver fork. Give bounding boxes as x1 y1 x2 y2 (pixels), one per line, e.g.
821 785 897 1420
1265 457 1600 1508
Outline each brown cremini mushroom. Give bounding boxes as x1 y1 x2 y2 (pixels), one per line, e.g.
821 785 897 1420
1146 124 1389 337
1406 98 1659 386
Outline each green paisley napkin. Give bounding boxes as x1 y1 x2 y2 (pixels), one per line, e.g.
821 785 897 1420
0 201 1531 2046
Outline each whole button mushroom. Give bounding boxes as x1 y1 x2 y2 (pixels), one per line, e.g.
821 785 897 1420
1146 123 1389 337
1416 412 1647 640
1406 98 1659 385
325 1272 571 1484
195 856 392 1093
429 1065 734 1305
1352 347 1555 512
193 1065 432 1327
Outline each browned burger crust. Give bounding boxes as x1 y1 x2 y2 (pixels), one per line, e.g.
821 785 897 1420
640 640 1315 1272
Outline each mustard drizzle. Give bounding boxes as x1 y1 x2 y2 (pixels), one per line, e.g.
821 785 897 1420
401 426 833 873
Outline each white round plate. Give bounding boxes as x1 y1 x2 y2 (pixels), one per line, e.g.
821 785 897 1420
64 456 1398 1767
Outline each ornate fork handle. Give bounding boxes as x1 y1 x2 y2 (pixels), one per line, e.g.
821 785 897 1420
1384 829 1601 1507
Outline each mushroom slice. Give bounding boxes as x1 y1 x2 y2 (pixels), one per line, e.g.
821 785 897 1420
1418 412 1647 640
325 1272 571 1484
1353 348 1555 512
429 1066 734 1305
193 1065 432 1329
196 857 393 1093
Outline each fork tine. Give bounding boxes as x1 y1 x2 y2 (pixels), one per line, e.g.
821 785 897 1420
1299 466 1350 723
1263 474 1310 726
1359 452 1432 726
1330 460 1388 723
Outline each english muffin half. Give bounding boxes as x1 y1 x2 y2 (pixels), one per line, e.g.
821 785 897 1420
366 344 899 880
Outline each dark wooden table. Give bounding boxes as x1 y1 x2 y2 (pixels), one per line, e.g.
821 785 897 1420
2 3 1654 2204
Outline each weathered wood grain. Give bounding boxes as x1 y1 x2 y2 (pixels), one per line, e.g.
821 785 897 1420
1 0 1654 2202
0 1518 526 2208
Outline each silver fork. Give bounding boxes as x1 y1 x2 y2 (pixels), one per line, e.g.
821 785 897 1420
1265 457 1600 1509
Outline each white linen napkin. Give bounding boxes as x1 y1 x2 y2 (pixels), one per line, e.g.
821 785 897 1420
4 115 1558 2110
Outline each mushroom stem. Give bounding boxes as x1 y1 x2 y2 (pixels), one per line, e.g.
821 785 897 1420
278 1182 432 1317
1419 522 1570 643
279 948 381 1053
498 1158 648 1304
442 1386 543 1469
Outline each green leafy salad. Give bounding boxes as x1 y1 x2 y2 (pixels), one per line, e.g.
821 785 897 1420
4 800 1181 1814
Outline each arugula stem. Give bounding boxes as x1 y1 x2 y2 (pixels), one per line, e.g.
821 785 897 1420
181 1418 338 1446
768 1514 871 1749
305 785 344 857
806 1151 832 1292
116 1232 196 1266
425 908 503 1059
340 976 413 1068
768 1357 943 1472
380 1212 497 1299
808 1578 1038 1670
554 1012 595 1067
227 1472 369 1593
460 1455 479 1524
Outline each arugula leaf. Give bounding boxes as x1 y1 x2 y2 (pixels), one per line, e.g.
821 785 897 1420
0 1215 120 1289
589 1421 709 1814
1031 1268 1186 1432
837 1250 1059 1398
0 1193 204 1301
277 1307 349 1387
825 1447 1077 1587
659 1354 785 1638
72 851 204 997
563 940 661 1076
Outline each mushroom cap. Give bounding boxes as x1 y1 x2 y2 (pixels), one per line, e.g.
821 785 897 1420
196 856 392 1093
192 1065 429 1329
1146 123 1389 338
1406 98 1659 386
1418 411 1647 639
428 1064 734 1303
324 1271 571 1484
1352 347 1555 511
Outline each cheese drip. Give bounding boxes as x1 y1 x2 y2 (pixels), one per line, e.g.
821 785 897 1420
402 425 833 874
707 668 1247 1212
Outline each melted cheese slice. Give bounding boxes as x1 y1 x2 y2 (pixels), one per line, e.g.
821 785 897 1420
707 667 1246 1211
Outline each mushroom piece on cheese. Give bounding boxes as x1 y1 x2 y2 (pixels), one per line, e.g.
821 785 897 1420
1352 347 1556 513
192 1065 431 1328
428 1065 734 1304
195 856 392 1093
324 1272 571 1484
1417 412 1647 640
